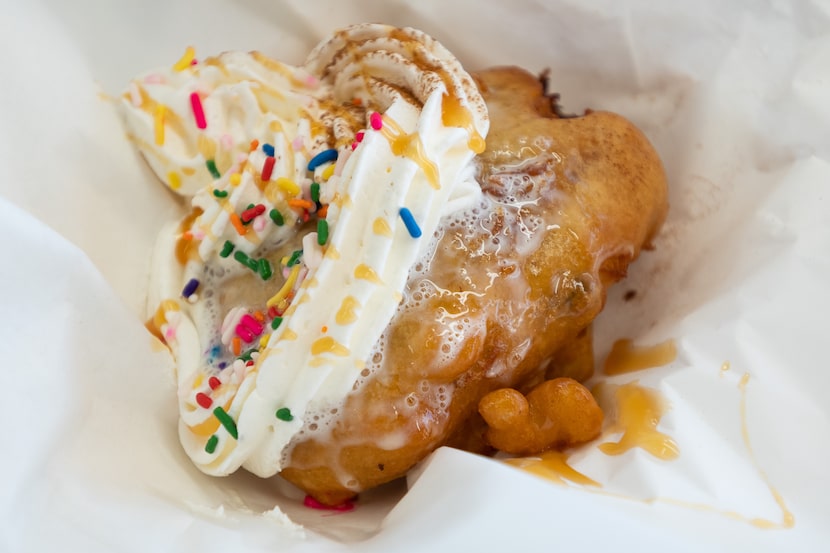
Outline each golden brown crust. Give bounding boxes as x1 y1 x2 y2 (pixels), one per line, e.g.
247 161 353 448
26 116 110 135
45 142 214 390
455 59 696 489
280 66 668 505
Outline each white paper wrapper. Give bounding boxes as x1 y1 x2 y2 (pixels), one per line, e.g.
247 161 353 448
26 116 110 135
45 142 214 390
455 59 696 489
2 0 829 551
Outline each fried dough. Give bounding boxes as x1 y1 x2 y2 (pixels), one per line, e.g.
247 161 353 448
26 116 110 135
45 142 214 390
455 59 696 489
280 66 668 505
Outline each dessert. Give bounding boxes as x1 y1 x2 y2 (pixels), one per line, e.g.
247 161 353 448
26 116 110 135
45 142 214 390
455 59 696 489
123 24 668 505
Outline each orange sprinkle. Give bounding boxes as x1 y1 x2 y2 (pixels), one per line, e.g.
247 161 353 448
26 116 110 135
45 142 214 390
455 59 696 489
249 139 260 151
288 198 315 211
253 311 265 323
229 213 246 235
232 337 242 356
317 204 328 219
181 231 193 241
321 325 328 333
352 97 362 106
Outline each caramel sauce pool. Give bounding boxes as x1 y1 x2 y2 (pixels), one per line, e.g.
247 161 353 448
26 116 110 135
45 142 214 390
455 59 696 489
507 357 794 530
604 338 677 375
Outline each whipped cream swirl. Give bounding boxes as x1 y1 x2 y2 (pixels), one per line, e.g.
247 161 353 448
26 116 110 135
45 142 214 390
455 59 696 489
123 24 488 477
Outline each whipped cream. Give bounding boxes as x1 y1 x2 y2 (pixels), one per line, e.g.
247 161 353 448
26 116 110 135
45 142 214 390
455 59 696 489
125 24 488 478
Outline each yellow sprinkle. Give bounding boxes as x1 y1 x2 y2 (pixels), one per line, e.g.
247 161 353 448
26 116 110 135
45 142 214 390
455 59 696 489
324 245 340 260
266 265 300 307
192 373 204 389
281 328 298 341
182 167 196 176
168 171 182 190
259 334 270 349
154 105 166 145
229 173 242 186
276 177 300 197
173 46 196 71
321 164 335 180
311 336 350 356
354 264 383 284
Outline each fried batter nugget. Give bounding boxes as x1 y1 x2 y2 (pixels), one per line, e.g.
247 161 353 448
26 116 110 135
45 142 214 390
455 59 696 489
280 67 668 505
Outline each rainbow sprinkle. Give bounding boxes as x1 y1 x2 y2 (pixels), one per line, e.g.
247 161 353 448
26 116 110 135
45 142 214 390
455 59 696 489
269 209 284 226
317 219 329 245
261 156 276 181
258 259 273 280
190 92 207 129
206 159 221 179
195 392 213 409
399 207 422 238
213 407 238 439
181 278 199 298
370 112 383 130
308 149 338 171
173 46 196 71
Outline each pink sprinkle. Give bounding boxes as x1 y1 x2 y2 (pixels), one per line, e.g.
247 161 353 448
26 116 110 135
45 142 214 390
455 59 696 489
370 112 383 130
191 58 198 66
144 73 164 84
190 92 207 129
239 314 263 335
305 74 318 87
165 327 176 340
236 324 254 343
303 495 355 512
355 131 365 143
220 134 233 151
351 141 358 151
292 136 305 151
253 216 267 232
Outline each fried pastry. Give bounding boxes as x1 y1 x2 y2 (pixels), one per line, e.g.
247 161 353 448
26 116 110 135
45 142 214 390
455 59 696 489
123 25 667 506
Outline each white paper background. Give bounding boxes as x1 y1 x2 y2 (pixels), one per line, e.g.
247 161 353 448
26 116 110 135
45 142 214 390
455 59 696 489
2 0 829 551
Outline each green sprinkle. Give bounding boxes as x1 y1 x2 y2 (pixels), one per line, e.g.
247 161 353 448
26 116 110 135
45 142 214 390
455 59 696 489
271 317 283 330
237 348 258 362
258 258 273 280
317 219 329 246
205 435 219 454
270 209 284 226
206 159 221 179
276 407 294 422
219 241 235 258
213 189 228 198
213 407 238 439
287 249 303 267
310 182 320 204
234 250 258 271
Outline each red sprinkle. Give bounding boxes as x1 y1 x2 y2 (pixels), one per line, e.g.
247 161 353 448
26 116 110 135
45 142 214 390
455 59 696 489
195 392 213 409
239 314 264 335
208 376 222 390
370 112 383 130
190 92 207 129
240 204 266 223
261 156 276 181
236 324 254 343
303 495 355 512
355 131 365 143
